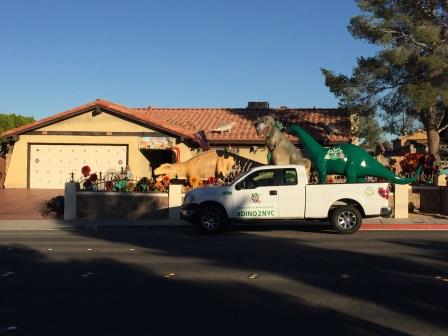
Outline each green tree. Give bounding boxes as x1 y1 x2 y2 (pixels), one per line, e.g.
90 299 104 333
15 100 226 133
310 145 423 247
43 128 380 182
358 115 383 150
322 0 448 163
0 113 35 141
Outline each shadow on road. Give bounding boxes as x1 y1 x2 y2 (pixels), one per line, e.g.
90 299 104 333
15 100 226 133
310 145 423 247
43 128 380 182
0 242 413 336
1 226 447 335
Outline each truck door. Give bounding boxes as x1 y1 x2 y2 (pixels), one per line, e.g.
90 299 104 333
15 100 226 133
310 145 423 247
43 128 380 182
231 169 279 219
278 168 305 218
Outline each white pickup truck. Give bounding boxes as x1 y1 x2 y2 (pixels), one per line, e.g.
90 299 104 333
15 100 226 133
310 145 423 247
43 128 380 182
181 165 392 234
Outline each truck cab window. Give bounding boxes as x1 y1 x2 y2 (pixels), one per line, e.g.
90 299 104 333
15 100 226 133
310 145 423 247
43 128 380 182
283 169 298 185
241 170 276 189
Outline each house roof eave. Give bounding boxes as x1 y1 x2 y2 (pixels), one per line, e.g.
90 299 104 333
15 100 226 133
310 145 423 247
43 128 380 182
0 99 195 140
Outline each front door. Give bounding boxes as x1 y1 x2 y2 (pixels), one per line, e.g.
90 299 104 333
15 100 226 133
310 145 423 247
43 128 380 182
231 169 279 219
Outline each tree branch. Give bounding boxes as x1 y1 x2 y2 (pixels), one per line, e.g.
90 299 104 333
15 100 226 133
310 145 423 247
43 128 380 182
380 29 430 48
358 83 405 103
439 123 448 133
438 108 448 132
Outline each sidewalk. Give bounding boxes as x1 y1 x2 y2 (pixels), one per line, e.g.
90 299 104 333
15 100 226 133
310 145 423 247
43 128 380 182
0 213 448 231
361 212 448 231
0 219 185 231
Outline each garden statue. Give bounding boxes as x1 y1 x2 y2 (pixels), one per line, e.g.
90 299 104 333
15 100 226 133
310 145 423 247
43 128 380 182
286 122 422 184
254 116 311 173
154 150 236 182
210 121 237 134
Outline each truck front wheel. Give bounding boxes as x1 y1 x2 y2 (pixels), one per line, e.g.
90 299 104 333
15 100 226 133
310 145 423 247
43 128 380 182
195 205 228 233
331 206 362 234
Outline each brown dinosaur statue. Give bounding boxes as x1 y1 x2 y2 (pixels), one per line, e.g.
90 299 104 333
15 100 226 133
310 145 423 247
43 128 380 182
154 150 236 182
255 115 311 173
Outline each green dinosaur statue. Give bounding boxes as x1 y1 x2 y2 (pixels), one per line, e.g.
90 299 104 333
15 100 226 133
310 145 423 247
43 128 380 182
287 124 422 184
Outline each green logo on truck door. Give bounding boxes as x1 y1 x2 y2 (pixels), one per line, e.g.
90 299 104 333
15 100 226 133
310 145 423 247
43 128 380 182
251 193 261 203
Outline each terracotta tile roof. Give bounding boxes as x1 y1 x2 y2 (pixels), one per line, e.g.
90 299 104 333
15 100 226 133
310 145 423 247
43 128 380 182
131 106 351 145
2 99 351 145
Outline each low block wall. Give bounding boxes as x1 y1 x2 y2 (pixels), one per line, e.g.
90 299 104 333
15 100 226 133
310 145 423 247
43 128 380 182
442 189 448 215
408 186 448 215
77 192 169 220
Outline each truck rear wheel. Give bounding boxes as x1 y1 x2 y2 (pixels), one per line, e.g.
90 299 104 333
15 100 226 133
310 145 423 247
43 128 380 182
195 205 228 233
331 206 362 234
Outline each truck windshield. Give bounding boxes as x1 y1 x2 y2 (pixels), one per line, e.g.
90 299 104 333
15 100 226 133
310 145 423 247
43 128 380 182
228 168 255 185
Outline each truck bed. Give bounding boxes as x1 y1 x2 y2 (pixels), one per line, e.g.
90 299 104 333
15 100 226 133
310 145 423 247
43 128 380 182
305 182 390 218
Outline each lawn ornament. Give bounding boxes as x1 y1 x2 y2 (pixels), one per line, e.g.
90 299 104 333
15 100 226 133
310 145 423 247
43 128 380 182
287 123 421 184
154 150 236 182
210 121 237 134
39 196 64 217
255 116 311 172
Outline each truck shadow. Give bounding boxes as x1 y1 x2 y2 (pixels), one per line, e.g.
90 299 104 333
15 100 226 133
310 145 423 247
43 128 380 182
228 221 336 234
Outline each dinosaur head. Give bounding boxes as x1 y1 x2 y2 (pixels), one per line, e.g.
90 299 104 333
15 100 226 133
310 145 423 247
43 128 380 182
255 116 276 137
154 163 176 179
222 155 236 173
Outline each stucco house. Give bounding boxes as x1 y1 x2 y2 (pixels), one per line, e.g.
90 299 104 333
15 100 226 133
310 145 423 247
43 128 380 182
390 128 448 169
1 99 353 189
391 130 429 155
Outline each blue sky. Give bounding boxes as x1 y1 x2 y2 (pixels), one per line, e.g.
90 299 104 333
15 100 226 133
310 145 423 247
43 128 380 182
0 0 376 119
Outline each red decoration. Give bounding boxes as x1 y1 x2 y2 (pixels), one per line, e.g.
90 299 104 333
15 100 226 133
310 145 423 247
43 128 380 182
399 153 436 180
105 180 114 191
81 165 91 177
207 176 217 185
378 187 389 200
155 181 165 192
162 175 170 187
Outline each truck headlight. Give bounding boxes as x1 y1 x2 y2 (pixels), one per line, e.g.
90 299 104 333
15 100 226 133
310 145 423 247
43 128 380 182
183 195 194 205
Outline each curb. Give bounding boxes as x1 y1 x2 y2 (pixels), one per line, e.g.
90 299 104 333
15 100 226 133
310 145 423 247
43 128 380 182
360 223 448 231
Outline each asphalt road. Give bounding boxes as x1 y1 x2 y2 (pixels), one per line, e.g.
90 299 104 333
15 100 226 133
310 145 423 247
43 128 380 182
0 226 447 335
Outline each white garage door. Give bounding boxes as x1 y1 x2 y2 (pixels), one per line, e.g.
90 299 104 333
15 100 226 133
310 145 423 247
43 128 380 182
29 144 127 189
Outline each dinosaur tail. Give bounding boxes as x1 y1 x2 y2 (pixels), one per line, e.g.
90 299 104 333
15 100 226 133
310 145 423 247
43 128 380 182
389 165 422 185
